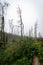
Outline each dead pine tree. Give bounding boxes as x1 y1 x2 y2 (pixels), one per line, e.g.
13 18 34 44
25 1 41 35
38 32 41 38
17 6 24 40
34 22 38 39
29 26 33 38
0 2 9 44
9 19 14 42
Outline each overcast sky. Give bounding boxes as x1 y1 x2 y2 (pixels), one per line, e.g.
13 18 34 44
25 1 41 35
0 0 43 36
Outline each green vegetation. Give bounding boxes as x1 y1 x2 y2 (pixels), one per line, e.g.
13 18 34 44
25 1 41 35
0 37 43 65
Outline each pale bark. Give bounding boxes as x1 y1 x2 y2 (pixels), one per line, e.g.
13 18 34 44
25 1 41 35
32 56 40 65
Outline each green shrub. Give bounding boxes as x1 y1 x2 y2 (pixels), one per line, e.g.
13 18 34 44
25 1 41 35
0 38 43 65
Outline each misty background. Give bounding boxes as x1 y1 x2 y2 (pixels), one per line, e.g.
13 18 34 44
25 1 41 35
0 0 43 37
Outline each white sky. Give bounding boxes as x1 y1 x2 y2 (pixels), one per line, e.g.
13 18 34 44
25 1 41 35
0 0 43 36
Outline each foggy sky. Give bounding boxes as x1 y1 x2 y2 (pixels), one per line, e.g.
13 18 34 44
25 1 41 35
0 0 43 37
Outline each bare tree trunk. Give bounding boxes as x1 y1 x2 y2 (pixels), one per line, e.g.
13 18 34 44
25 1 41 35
32 56 40 65
17 6 24 40
34 22 37 39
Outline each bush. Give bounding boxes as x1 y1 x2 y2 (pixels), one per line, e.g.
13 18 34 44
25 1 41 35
0 38 43 65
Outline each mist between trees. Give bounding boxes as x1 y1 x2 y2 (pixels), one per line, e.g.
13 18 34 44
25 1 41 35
0 1 43 65
0 2 42 43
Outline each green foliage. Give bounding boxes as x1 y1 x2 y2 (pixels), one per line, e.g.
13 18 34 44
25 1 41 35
13 57 32 65
0 38 43 65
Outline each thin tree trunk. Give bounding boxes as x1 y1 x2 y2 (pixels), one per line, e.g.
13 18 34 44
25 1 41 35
32 56 40 65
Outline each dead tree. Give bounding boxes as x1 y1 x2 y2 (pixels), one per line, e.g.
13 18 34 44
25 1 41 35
34 22 38 39
9 19 14 34
29 26 33 37
9 19 14 42
0 2 9 43
17 6 24 40
38 32 41 38
32 56 40 65
29 29 31 37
